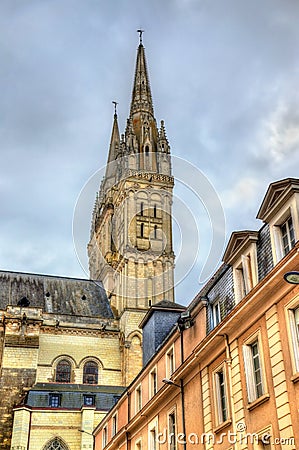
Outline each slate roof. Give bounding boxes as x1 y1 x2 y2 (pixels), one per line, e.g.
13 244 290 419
27 383 125 411
139 299 186 328
0 270 113 319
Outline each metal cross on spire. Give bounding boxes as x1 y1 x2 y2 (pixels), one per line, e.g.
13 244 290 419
112 101 118 115
137 29 144 45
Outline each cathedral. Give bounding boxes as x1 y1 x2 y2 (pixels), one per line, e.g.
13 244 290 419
0 35 177 450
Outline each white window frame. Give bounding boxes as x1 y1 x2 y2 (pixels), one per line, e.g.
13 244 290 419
212 363 229 426
149 367 157 398
111 413 117 437
102 426 108 449
167 408 177 450
166 346 175 378
135 384 142 413
212 300 221 327
270 205 298 264
234 254 254 302
148 417 159 450
285 297 299 374
243 331 266 403
280 216 296 256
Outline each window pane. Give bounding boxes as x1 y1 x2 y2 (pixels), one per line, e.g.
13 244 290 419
288 217 296 247
251 342 263 398
56 360 71 383
213 302 221 326
169 413 176 450
49 394 61 408
281 216 296 256
84 395 95 406
83 362 98 384
217 370 227 422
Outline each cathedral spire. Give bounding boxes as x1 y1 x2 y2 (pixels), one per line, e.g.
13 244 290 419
130 33 154 118
107 102 120 163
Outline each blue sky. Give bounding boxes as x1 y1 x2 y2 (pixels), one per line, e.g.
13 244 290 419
1 0 299 304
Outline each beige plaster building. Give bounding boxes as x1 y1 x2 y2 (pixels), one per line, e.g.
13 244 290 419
94 178 299 450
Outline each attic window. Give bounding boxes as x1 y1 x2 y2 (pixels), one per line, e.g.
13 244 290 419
17 297 30 307
271 209 297 263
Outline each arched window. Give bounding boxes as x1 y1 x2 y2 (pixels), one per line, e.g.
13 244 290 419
83 361 98 384
55 359 71 383
43 437 69 450
153 204 157 218
141 223 144 238
154 225 158 239
140 202 144 216
145 145 149 155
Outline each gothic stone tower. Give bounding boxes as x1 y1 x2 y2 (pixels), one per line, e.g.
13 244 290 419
88 37 175 380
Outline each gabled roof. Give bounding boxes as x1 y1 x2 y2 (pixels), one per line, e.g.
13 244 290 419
223 230 259 265
0 270 113 319
257 178 299 223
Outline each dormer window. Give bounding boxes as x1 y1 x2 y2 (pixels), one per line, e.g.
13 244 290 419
212 300 221 327
223 231 258 304
236 255 254 299
271 209 297 263
257 178 299 265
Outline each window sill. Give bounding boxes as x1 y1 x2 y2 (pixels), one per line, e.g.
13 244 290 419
247 393 270 411
291 372 299 383
213 419 232 434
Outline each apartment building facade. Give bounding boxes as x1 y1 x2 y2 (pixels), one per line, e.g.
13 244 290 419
94 178 299 450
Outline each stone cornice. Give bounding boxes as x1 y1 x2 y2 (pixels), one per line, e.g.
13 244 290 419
41 326 119 338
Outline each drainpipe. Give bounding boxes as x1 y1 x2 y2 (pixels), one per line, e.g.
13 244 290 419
180 379 187 450
180 328 184 364
126 431 131 450
223 333 238 450
26 408 32 450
